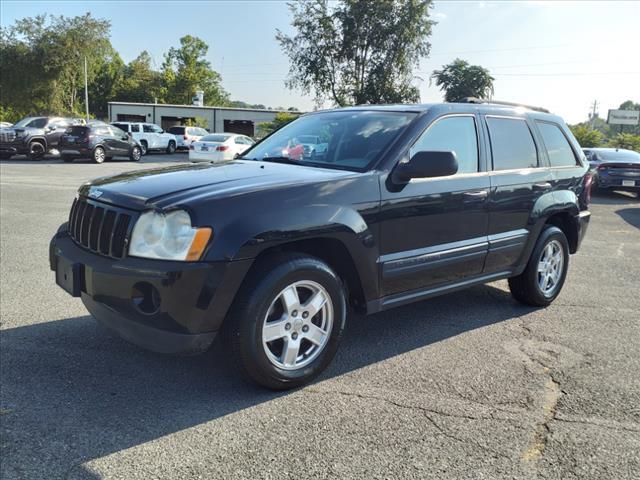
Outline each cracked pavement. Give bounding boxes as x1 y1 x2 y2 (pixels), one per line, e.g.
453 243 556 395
1 155 639 479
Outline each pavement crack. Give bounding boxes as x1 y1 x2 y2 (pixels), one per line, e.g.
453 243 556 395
522 374 561 462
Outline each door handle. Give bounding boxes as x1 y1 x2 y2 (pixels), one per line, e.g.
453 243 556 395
533 182 552 191
463 190 488 199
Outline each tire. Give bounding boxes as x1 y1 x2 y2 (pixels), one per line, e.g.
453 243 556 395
61 155 74 163
92 146 106 164
27 141 46 160
508 225 569 307
166 140 176 154
224 253 347 390
129 145 142 162
139 141 148 155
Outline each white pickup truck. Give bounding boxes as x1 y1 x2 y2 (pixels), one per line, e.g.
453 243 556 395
110 122 177 155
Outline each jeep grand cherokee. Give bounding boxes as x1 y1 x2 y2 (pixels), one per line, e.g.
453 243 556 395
50 102 591 389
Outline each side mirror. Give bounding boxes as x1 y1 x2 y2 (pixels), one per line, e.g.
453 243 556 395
393 151 458 183
45 125 56 133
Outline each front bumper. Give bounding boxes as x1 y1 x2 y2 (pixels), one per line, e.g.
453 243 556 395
50 227 253 354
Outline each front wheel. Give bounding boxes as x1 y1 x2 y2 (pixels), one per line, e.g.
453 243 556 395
509 226 569 306
224 253 347 390
27 141 46 160
130 145 142 161
92 146 106 164
166 141 176 154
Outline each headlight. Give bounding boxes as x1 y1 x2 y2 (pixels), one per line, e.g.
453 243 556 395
129 210 212 261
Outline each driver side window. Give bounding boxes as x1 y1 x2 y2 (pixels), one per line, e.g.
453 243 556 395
410 116 479 174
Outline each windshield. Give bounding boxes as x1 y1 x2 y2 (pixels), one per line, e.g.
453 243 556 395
242 110 416 171
14 117 48 128
595 150 640 162
201 134 231 142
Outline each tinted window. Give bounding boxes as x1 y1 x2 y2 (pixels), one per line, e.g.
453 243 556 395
536 122 577 167
143 124 163 133
486 117 538 170
27 118 48 128
66 126 89 135
410 116 478 174
94 126 111 136
168 126 185 134
110 126 126 137
112 123 129 132
593 149 640 162
201 134 231 142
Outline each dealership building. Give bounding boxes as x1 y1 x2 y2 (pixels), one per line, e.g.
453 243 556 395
108 101 298 137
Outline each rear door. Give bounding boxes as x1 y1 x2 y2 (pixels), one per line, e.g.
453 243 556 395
379 114 490 297
482 115 552 273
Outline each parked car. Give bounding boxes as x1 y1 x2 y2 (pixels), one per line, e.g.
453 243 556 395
0 116 79 160
296 134 329 159
110 122 177 155
58 124 142 164
582 147 640 195
50 102 591 390
0 121 12 128
189 133 254 162
167 126 209 150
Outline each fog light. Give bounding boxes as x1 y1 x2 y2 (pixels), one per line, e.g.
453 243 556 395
131 282 161 315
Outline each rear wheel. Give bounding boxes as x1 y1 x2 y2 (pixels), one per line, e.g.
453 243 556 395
139 141 148 155
509 225 569 306
92 146 106 164
129 145 142 162
166 140 176 154
27 141 46 160
224 253 347 390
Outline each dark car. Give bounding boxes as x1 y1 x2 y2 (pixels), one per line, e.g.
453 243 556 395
0 116 79 160
58 124 142 163
50 101 591 389
583 147 640 196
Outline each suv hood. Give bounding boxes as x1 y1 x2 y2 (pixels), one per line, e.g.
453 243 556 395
79 160 355 210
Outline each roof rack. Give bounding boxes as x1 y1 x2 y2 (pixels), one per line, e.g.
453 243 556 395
458 97 550 114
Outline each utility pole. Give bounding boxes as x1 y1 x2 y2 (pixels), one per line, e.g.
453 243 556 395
589 100 599 130
84 56 89 123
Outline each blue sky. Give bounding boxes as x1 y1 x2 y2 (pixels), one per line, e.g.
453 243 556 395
1 0 638 123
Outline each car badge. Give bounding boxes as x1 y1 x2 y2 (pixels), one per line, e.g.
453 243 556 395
89 189 103 199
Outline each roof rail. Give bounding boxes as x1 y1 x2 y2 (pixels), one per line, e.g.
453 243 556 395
458 97 550 114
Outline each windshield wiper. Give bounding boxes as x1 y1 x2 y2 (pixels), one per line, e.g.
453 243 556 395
242 156 301 165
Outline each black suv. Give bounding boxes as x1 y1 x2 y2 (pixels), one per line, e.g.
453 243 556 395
50 102 591 389
58 124 142 163
0 116 80 160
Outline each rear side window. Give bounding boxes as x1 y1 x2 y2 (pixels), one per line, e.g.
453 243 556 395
66 126 88 135
168 126 185 134
486 117 538 170
410 115 479 174
112 123 129 132
536 122 577 167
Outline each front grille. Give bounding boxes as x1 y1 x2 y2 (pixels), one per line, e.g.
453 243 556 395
0 131 16 143
68 198 133 258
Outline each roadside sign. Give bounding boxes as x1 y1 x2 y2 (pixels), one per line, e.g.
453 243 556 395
607 109 640 125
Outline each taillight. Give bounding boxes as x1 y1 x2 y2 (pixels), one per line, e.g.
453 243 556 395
216 145 229 151
580 172 593 209
189 144 195 150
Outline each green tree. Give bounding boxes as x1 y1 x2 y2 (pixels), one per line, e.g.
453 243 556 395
0 13 114 117
431 58 494 102
115 51 163 104
277 0 435 106
161 35 228 106
569 124 603 148
256 112 300 138
608 133 640 152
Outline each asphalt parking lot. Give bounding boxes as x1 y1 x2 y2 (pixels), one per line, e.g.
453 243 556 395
1 154 639 480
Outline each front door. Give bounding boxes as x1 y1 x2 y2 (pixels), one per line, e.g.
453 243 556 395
379 114 490 298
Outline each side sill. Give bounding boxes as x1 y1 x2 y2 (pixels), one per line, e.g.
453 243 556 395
366 271 512 314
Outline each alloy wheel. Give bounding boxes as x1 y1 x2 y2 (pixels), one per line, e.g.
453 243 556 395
262 280 333 371
537 239 564 297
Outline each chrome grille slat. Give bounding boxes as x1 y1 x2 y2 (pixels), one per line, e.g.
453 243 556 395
66 198 133 259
